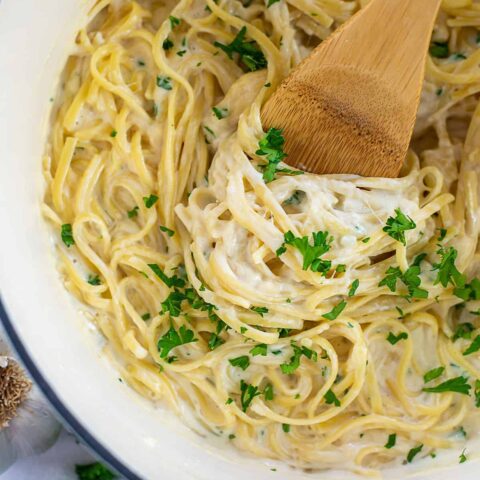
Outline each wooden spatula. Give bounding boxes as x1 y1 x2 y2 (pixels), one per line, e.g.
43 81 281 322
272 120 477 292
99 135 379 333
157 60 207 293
261 0 442 177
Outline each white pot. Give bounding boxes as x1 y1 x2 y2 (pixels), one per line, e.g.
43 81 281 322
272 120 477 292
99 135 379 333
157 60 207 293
0 1 478 479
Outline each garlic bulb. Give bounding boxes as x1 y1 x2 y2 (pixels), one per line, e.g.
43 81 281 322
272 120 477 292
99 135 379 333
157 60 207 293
0 336 61 474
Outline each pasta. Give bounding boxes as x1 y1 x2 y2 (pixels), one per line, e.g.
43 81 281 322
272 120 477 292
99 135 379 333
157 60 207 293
42 0 480 474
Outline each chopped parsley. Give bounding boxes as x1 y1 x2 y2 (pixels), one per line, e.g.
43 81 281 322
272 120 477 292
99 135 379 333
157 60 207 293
169 16 181 29
110 129 117 138
475 380 480 407
361 237 370 243
282 423 290 433
406 444 423 463
212 107 229 119
161 291 185 317
423 366 445 383
438 228 447 241
162 38 174 50
127 206 139 218
433 246 464 288
277 230 332 274
383 209 416 246
143 194 158 208
141 313 151 321
160 225 175 237
250 306 268 317
87 274 101 286
61 224 75 247
348 279 359 297
459 449 467 464
336 264 346 273
283 190 305 206
156 75 172 90
148 264 185 288
280 342 317 374
379 255 428 299
214 26 267 72
264 383 274 400
422 376 471 395
229 355 250 370
75 462 116 480
240 380 261 412
267 0 281 6
463 335 480 356
256 128 287 182
177 50 186 57
386 331 408 345
430 41 449 58
324 389 341 407
250 343 267 356
452 322 475 342
385 433 396 449
157 324 197 359
322 300 347 320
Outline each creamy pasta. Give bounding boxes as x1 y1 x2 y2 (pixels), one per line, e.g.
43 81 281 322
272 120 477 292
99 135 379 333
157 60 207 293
42 0 480 474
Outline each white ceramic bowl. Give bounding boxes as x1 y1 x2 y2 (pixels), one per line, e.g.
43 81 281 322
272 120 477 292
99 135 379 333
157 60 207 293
0 1 478 478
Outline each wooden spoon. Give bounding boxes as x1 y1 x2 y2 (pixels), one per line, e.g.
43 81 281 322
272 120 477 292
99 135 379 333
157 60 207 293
261 0 442 177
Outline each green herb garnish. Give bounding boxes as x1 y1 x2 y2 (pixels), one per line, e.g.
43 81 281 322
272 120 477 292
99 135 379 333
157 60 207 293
277 230 332 274
424 366 444 383
250 306 268 317
61 224 75 247
148 264 185 288
169 16 181 29
322 300 347 320
386 331 408 345
160 225 175 237
280 342 317 374
385 433 396 449
463 335 480 356
407 444 423 463
430 41 449 58
240 380 261 412
256 128 287 182
127 206 139 218
282 423 290 433
229 355 250 370
87 274 101 286
212 107 229 119
324 389 341 407
157 324 197 359
162 38 174 50
422 376 471 395
250 344 267 356
383 209 416 246
264 383 274 400
156 76 172 90
214 26 267 72
75 462 116 480
348 279 359 297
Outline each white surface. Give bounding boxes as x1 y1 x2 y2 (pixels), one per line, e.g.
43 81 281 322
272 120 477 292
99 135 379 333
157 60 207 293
0 430 96 480
0 0 479 479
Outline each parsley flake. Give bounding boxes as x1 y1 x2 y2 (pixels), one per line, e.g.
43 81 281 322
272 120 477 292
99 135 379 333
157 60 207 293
87 274 101 286
348 279 359 297
214 27 267 72
324 389 341 407
407 444 423 463
463 335 480 356
385 433 396 449
229 355 250 370
160 225 175 237
212 107 229 119
383 209 416 246
424 366 445 383
422 376 471 395
127 206 139 218
75 462 116 480
386 331 408 345
156 76 172 90
250 344 267 356
157 324 197 359
61 224 75 247
240 380 261 412
322 300 347 320
256 128 287 182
